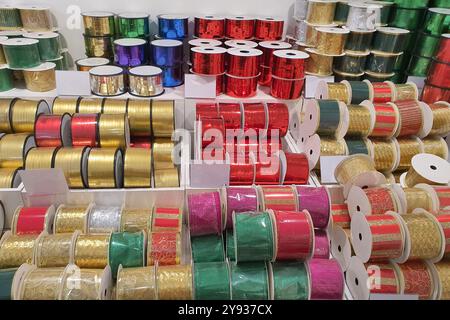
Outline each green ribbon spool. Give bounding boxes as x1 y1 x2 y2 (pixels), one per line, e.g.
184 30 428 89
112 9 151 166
23 32 61 60
334 53 368 74
194 262 231 300
394 52 411 69
366 52 399 74
2 38 41 69
334 1 350 25
226 230 235 261
345 30 375 54
46 56 64 70
372 27 410 54
347 81 370 104
390 7 427 30
191 235 225 263
333 70 364 82
230 262 269 300
118 13 150 38
414 32 441 57
346 138 370 155
393 0 430 8
0 7 22 30
433 0 450 8
272 262 309 300
317 100 341 136
234 211 274 262
0 268 16 300
423 8 450 35
408 55 432 76
364 71 395 82
390 71 408 83
109 231 145 278
405 31 419 52
0 66 13 92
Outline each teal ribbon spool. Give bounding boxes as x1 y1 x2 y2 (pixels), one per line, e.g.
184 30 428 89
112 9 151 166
334 1 350 25
272 262 309 300
366 52 399 73
46 56 64 70
433 0 450 8
372 27 410 54
414 32 441 58
333 70 364 82
109 231 145 278
345 138 370 155
23 32 61 60
390 7 427 30
345 30 375 54
364 71 395 82
191 235 224 263
117 13 150 38
230 262 269 300
423 8 450 35
334 52 368 74
234 211 274 262
2 38 41 69
226 230 235 261
317 100 341 136
0 66 13 92
0 7 22 30
194 262 231 300
408 55 432 76
0 268 16 300
347 81 370 104
393 0 430 8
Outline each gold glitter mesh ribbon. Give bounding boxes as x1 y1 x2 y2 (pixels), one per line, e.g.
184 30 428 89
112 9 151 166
11 99 47 133
403 188 434 213
156 264 193 300
306 1 336 24
54 147 86 188
335 154 376 185
127 99 152 137
20 267 65 300
74 234 110 268
152 100 175 138
19 8 53 31
87 148 120 188
316 138 347 169
60 266 105 300
394 83 417 101
0 98 14 133
83 14 114 36
435 261 450 300
397 138 422 171
316 29 347 55
78 98 103 114
124 148 152 188
423 137 447 159
0 168 19 188
35 233 74 267
99 114 128 149
372 139 396 172
120 208 152 233
0 233 37 268
327 83 350 103
0 134 32 168
347 105 372 137
25 147 57 169
52 97 79 115
305 49 333 75
54 204 90 234
429 103 450 137
23 66 56 92
116 266 157 300
154 168 180 188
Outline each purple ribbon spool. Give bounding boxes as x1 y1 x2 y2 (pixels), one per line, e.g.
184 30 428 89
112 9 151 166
225 187 258 229
188 192 222 236
296 186 330 229
309 258 344 300
114 38 147 67
313 229 330 259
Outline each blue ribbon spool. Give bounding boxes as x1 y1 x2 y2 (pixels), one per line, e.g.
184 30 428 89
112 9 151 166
161 64 184 87
158 14 189 39
151 39 184 67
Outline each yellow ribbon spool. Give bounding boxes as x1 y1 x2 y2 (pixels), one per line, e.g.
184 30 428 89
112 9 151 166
422 137 448 160
156 264 193 300
0 133 35 168
306 0 337 24
396 138 423 172
153 138 175 170
0 98 14 133
326 83 350 104
53 147 88 188
127 99 152 137
11 99 50 133
52 97 80 115
152 100 175 138
23 63 56 92
316 27 349 56
78 97 103 114
99 113 129 149
54 204 90 234
87 148 122 189
0 232 37 268
335 154 378 186
24 147 57 169
305 48 334 76
74 233 110 269
124 147 152 188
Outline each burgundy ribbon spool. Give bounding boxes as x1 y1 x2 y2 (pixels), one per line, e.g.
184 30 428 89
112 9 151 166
188 192 222 236
229 162 255 185
270 77 305 100
218 102 242 129
254 155 281 185
194 15 225 39
313 229 330 259
283 152 309 185
35 114 70 147
254 17 284 41
225 74 259 98
225 187 258 228
243 102 266 131
436 34 450 64
428 60 450 89
296 186 331 229
130 137 152 149
225 16 255 40
259 66 272 86
272 49 309 79
201 117 225 149
191 46 227 75
309 258 344 300
267 102 289 137
421 82 450 104
196 102 219 120
71 113 99 147
227 48 263 77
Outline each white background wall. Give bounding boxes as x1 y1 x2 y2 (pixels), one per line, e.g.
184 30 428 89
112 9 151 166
7 0 296 61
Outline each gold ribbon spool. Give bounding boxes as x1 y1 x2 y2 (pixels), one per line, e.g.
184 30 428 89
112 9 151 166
19 7 53 31
394 83 418 101
0 232 37 268
435 261 450 300
423 137 448 159
99 114 129 149
403 188 434 213
84 35 114 58
156 264 193 300
305 22 318 47
35 233 76 268
371 139 397 173
54 204 90 234
152 100 175 138
52 97 80 115
103 98 128 114
396 138 423 172
316 137 348 170
60 266 108 300
316 27 349 55
0 167 20 188
429 102 450 137
74 233 110 269
306 0 337 24
347 105 372 137
25 147 57 169
23 62 56 92
0 134 34 168
153 138 175 170
305 48 333 76
90 67 125 96
116 266 157 300
78 98 103 114
54 147 87 188
326 83 350 104
127 99 152 137
124 148 152 188
87 148 122 188
11 99 49 133
19 267 65 300
335 154 377 186
154 168 180 188
120 208 152 232
82 13 115 36
0 98 14 133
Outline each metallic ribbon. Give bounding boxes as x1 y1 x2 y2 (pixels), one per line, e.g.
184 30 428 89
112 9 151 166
230 262 269 300
272 50 307 79
156 264 193 300
74 234 110 268
306 0 336 24
35 233 74 267
296 186 330 229
316 27 348 55
54 204 90 234
218 102 241 129
120 208 151 233
0 98 13 132
147 231 181 266
89 67 125 96
225 17 255 40
84 35 114 58
191 235 224 263
309 258 344 300
153 167 179 188
283 152 309 185
335 154 378 186
194 16 225 39
272 261 309 300
194 261 231 300
129 66 164 97
88 205 121 233
372 139 396 172
254 17 284 41
397 138 422 171
403 188 434 213
267 102 289 137
117 13 149 38
114 39 147 67
347 105 372 137
78 98 103 114
102 98 127 114
261 186 297 212
305 49 333 76
225 74 259 98
370 103 398 138
158 15 189 39
372 27 409 54
19 267 65 300
116 266 157 300
35 115 66 147
22 63 56 92
25 147 57 169
324 83 350 103
228 48 262 78
14 206 49 235
127 99 152 137
151 39 184 66
153 138 174 169
398 261 433 300
109 231 145 277
429 102 450 137
82 12 115 36
313 229 330 259
0 168 19 188
87 148 121 188
435 261 450 300
0 233 37 268
124 147 152 188
0 268 16 300
152 100 175 137
11 99 49 133
60 266 106 300
188 192 222 236
76 57 110 71
152 207 182 233
54 147 87 188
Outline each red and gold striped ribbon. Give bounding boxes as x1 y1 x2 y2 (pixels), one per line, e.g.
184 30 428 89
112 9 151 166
436 214 450 260
394 100 423 137
364 187 398 215
365 214 404 261
370 103 398 138
365 262 401 295
152 207 182 233
261 186 297 211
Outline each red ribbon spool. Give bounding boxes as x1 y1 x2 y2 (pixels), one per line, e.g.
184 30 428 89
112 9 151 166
130 137 152 149
259 41 292 67
267 102 289 137
229 161 255 185
243 102 266 131
191 46 227 75
272 50 309 79
15 207 49 235
71 113 99 147
428 60 450 89
227 48 262 77
196 102 219 120
394 100 423 137
255 17 284 41
225 40 258 49
194 15 225 39
254 156 281 184
421 82 450 104
225 74 259 98
218 102 242 129
225 16 255 40
372 82 393 103
35 114 71 147
436 34 450 64
201 117 225 149
152 207 182 232
270 76 305 100
283 152 309 185
259 66 272 86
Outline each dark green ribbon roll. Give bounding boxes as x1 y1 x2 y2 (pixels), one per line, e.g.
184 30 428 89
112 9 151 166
364 71 395 82
405 31 419 51
234 211 274 262
345 30 374 54
118 14 150 38
433 0 450 8
24 32 61 60
194 262 231 300
346 138 369 155
393 0 430 8
272 262 309 300
389 71 408 83
191 235 224 263
423 8 450 35
230 262 269 300
0 66 13 92
390 7 426 30
408 55 432 76
318 100 341 136
0 268 16 300
414 32 441 57
394 52 410 70
372 27 410 54
109 231 145 278
226 230 235 261
2 38 41 69
347 81 370 104
0 7 22 29
334 53 368 74
333 70 364 82
334 1 350 24
366 52 400 73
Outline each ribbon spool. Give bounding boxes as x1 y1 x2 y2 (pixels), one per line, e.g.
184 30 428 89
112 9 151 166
260 186 298 212
296 186 331 229
346 2 381 31
330 226 353 271
116 266 156 300
331 202 351 229
398 261 436 300
11 99 50 134
218 102 241 129
17 266 66 300
334 52 369 74
265 102 289 137
346 258 402 300
370 82 393 103
303 135 348 170
124 147 152 188
400 187 435 214
74 234 110 268
389 82 418 101
52 97 80 115
152 100 174 138
435 261 450 300
0 232 37 268
194 15 225 39
157 14 189 39
313 229 330 259
24 147 58 169
306 0 337 25
0 98 13 133
88 205 121 234
76 57 110 71
294 0 309 20
54 204 90 234
82 11 115 36
60 265 112 300
151 39 183 67
428 60 450 89
99 113 130 149
83 35 114 58
404 154 450 187
35 114 72 147
371 27 410 54
304 48 334 76
435 215 450 259
120 208 151 233
109 231 145 277
0 5 22 30
153 167 179 188
272 261 310 300
230 262 269 300
127 99 152 137
54 147 89 188
226 230 235 261
366 52 400 74
34 232 77 268
78 98 103 114
117 12 149 38
362 101 399 139
429 102 450 137
345 137 371 156
347 104 374 137
302 99 348 139
224 187 258 229
227 48 262 77
71 114 98 147
258 41 292 85
188 192 222 236
2 38 40 69
12 206 55 235
191 46 226 75
87 148 123 188
23 32 60 60
392 100 425 138
396 137 424 172
229 161 255 185
0 268 17 300
193 261 231 300
371 138 398 173
102 99 127 115
315 81 350 104
308 258 344 300
345 30 375 54
423 8 450 35
436 34 450 64
315 27 349 56
0 168 21 188
273 210 314 261
189 39 222 54
421 83 450 105
283 152 309 185
153 138 175 169
423 137 449 160
89 66 126 97
255 17 284 41
128 66 164 97
347 185 400 217
114 38 147 67
272 49 308 79
225 73 259 98
225 16 255 40
341 80 370 104
156 264 193 300
147 231 181 266
191 234 224 263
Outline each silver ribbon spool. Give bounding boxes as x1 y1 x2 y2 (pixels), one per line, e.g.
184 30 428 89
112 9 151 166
294 0 309 21
88 205 122 233
293 19 309 43
89 65 126 96
346 3 382 31
128 65 164 97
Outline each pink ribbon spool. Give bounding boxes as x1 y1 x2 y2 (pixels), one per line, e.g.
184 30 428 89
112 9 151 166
188 192 222 236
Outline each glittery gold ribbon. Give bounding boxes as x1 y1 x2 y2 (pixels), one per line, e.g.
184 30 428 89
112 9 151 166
397 138 422 172
120 208 152 233
372 139 396 173
156 264 193 300
0 233 37 268
116 266 157 300
435 261 450 300
335 154 377 186
347 105 372 137
60 266 106 300
74 234 110 269
403 188 434 213
35 233 75 268
54 204 90 234
20 267 65 300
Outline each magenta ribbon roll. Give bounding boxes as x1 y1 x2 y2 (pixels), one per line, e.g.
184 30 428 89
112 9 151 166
188 192 222 236
225 187 258 229
313 229 330 259
309 258 344 300
296 187 330 229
